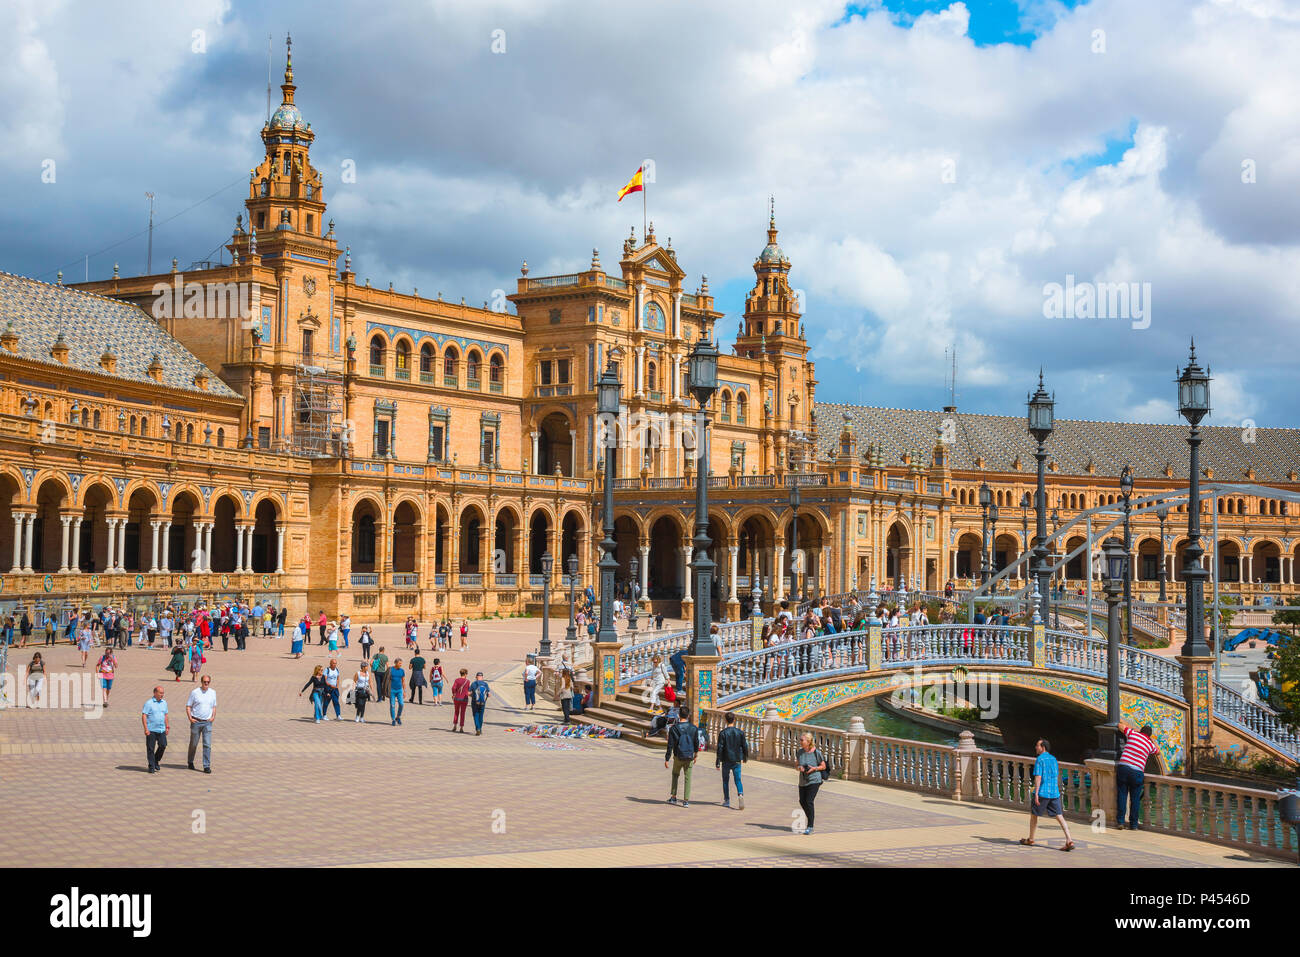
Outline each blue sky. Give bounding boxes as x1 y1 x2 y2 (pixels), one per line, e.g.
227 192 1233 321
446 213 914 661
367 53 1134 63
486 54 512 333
2 0 1298 430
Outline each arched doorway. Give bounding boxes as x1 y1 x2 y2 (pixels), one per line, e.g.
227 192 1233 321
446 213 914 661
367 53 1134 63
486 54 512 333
169 491 200 572
494 507 519 575
0 472 21 570
351 500 380 574
1251 540 1280 584
528 510 552 575
80 483 114 572
252 499 279 573
955 532 982 581
434 504 450 575
1217 540 1241 582
886 522 910 587
33 479 68 573
392 501 419 574
124 487 160 572
459 505 485 574
537 412 574 476
211 496 240 573
561 510 582 570
648 515 685 602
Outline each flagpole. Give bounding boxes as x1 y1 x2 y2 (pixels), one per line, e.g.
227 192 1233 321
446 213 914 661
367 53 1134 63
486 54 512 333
642 166 647 240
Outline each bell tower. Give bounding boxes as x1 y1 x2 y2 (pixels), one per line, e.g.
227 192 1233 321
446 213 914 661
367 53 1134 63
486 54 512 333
243 33 325 240
737 198 805 360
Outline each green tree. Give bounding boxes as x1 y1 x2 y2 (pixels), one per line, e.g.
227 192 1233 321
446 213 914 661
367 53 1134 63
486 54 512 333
1270 598 1300 731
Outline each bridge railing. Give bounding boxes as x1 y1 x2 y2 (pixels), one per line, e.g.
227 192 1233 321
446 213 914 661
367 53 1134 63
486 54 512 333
1213 680 1300 761
700 708 1298 859
1043 633 1185 698
618 619 761 686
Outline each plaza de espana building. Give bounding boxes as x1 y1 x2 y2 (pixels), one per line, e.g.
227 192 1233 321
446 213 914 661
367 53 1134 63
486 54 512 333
1 48 1298 626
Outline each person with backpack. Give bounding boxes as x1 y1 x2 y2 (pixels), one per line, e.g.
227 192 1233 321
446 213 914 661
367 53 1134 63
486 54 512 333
450 668 471 732
459 620 470 651
715 712 750 810
468 671 491 735
665 706 701 808
797 732 827 834
429 658 446 706
371 647 389 700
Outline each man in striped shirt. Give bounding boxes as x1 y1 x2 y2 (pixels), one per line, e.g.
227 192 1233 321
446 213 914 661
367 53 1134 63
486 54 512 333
1116 722 1158 830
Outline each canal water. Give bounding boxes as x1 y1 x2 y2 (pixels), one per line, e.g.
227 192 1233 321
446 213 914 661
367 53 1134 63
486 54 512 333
809 698 956 746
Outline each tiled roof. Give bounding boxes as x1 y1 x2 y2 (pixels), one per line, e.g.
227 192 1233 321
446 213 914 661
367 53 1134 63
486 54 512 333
0 272 238 399
817 402 1300 484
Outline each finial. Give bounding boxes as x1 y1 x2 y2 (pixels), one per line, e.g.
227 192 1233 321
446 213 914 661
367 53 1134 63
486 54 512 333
1031 578 1043 625
700 274 709 294
56 270 62 285
232 248 240 265
769 194 775 226
249 228 257 254
326 218 334 237
171 258 178 273
236 213 243 232
520 260 529 276
343 245 350 270
112 262 119 278
591 248 600 269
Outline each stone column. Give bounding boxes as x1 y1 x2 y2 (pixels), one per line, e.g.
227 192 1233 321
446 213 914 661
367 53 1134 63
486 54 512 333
22 512 35 572
245 523 255 573
530 431 539 473
71 518 83 572
635 346 645 396
823 544 831 598
276 524 285 573
234 524 246 573
149 521 161 573
681 544 693 601
479 523 491 584
104 518 117 574
569 430 577 476
116 519 127 572
59 515 71 572
11 513 23 572
774 545 786 601
160 522 171 572
672 291 681 339
729 545 739 603
205 523 215 572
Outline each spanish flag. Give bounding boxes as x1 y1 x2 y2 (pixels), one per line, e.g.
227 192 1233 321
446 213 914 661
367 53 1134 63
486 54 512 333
617 166 644 202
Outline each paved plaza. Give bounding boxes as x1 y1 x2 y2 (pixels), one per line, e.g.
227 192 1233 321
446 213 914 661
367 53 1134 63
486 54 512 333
0 617 1286 868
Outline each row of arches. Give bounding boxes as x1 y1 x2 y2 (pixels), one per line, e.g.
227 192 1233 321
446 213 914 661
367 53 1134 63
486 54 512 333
948 530 1300 585
368 333 505 388
0 477 284 575
22 396 225 446
348 500 585 577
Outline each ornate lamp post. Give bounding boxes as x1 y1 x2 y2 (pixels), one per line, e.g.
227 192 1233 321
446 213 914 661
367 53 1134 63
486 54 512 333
1155 501 1169 604
1027 372 1055 629
1049 507 1061 629
539 550 554 657
1177 342 1212 658
989 501 1000 590
1096 537 1127 760
687 333 720 656
596 361 622 649
978 481 992 586
627 555 639 633
1019 492 1030 581
565 552 578 641
789 482 802 601
1119 464 1134 645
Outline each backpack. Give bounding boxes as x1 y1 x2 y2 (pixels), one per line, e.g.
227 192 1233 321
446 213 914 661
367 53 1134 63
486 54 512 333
673 723 698 760
814 749 830 784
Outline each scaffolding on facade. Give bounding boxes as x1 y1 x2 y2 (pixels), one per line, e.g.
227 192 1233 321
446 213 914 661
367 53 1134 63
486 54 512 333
291 353 345 457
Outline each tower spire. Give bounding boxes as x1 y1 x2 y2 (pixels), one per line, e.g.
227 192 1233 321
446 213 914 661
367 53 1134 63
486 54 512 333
282 31 295 102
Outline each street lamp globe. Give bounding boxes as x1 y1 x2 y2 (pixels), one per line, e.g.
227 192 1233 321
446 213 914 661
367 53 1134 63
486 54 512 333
566 552 578 578
1176 341 1212 425
1119 464 1134 499
1104 538 1128 586
687 334 720 405
1027 370 1055 443
597 361 621 416
541 551 553 577
989 502 999 526
978 481 992 509
789 482 801 510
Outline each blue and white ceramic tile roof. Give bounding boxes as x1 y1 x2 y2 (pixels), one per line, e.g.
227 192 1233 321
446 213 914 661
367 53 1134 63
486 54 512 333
818 403 1300 484
0 271 239 399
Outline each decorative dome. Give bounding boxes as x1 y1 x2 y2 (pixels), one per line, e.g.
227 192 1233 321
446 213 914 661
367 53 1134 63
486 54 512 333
759 241 784 263
270 102 304 130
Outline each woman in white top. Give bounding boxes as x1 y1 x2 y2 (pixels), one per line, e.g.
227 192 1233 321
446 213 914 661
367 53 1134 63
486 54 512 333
647 655 671 712
352 662 371 723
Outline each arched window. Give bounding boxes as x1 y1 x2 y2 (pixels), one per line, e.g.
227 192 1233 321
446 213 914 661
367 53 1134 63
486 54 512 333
647 362 657 392
357 514 376 565
93 410 102 430
185 423 194 443
489 353 504 391
80 408 88 426
140 416 148 436
736 392 748 424
395 340 410 379
443 346 459 383
420 344 434 377
467 350 482 384
259 179 269 197
217 428 225 447
369 335 386 373
720 390 732 422
129 416 137 435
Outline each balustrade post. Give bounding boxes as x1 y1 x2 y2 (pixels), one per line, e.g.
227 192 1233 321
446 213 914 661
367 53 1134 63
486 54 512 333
591 640 622 707
683 653 722 727
846 715 868 780
954 730 978 802
1177 653 1216 775
1086 758 1117 829
760 705 781 761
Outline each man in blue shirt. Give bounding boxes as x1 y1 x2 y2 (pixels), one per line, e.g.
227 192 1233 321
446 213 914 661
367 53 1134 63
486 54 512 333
1020 737 1074 851
468 672 491 735
141 686 170 773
